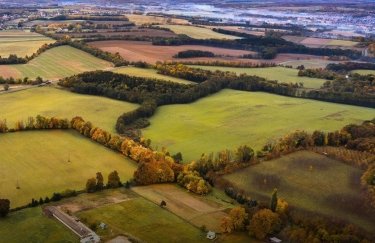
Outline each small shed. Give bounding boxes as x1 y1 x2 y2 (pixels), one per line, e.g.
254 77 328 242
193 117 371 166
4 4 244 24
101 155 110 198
269 237 282 243
99 222 107 230
206 231 216 240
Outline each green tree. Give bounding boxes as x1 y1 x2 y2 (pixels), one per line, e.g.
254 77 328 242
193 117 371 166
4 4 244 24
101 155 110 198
86 178 97 193
3 84 9 91
107 170 121 188
270 188 278 212
96 172 104 191
0 199 10 217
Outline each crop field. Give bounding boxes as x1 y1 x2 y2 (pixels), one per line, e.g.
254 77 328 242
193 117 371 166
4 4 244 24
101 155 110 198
126 14 189 25
283 35 358 48
112 67 195 85
132 184 234 233
0 130 137 208
192 66 327 89
55 28 177 39
224 151 375 232
77 197 207 242
0 207 77 243
159 25 240 40
142 89 375 162
352 69 375 75
89 40 256 64
0 45 113 80
0 87 138 133
0 30 55 57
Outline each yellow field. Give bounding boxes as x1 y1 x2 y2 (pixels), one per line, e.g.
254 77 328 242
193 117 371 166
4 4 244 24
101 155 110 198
126 14 189 25
159 25 240 40
0 30 55 57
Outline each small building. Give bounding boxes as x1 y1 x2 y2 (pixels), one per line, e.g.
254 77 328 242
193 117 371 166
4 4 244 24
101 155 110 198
269 237 282 243
206 231 216 240
99 222 107 230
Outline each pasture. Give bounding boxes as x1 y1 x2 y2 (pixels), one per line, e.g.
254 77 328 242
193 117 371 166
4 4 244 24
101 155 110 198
159 25 240 40
192 66 327 89
112 67 195 85
89 40 256 64
283 36 358 48
0 207 77 243
132 184 234 233
0 30 55 57
142 89 375 162
0 45 112 80
0 87 138 133
0 130 137 208
352 69 375 75
223 151 375 232
76 197 207 242
126 14 189 25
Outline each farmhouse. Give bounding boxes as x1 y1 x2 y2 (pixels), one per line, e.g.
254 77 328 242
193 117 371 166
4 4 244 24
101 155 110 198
206 231 216 240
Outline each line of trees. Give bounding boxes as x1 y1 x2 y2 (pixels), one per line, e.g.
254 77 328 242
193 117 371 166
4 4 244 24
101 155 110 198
326 62 375 72
173 50 215 58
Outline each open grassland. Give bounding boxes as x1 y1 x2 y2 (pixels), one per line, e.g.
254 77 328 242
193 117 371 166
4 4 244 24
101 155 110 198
0 87 138 133
112 67 195 85
159 25 240 40
192 66 327 89
224 151 375 232
143 89 375 162
132 184 234 233
0 207 77 243
0 130 137 208
280 59 338 69
77 197 207 242
352 69 375 75
0 45 112 80
0 30 55 57
89 40 255 64
126 14 189 25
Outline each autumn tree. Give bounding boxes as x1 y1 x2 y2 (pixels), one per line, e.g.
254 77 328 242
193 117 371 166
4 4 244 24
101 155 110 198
107 170 122 188
229 206 248 231
96 172 104 191
86 178 97 193
249 209 281 240
0 199 10 217
221 216 234 233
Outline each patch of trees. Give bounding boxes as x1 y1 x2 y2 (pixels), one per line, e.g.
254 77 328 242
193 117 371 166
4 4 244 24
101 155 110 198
327 62 375 72
163 60 276 68
86 171 122 193
0 54 27 64
0 76 44 85
298 68 339 80
0 115 69 133
173 50 215 58
155 63 212 82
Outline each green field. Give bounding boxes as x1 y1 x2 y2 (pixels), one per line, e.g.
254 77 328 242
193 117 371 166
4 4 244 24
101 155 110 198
159 25 239 40
224 151 375 232
77 197 207 242
113 66 195 84
142 89 374 162
191 66 327 89
0 45 112 80
0 130 137 208
352 69 375 75
0 87 138 133
0 207 77 243
279 60 336 69
0 30 55 57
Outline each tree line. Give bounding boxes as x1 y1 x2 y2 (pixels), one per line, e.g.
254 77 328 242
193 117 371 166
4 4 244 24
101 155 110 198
173 50 215 58
327 62 375 72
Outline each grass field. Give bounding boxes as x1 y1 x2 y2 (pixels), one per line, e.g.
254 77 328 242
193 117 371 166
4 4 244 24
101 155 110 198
283 36 358 48
0 207 77 243
0 45 112 80
77 197 207 242
352 69 375 75
112 66 195 85
132 184 234 233
159 25 240 40
0 87 138 133
191 66 327 89
142 89 375 162
0 30 55 57
126 14 189 25
224 151 375 232
0 130 137 208
280 59 338 69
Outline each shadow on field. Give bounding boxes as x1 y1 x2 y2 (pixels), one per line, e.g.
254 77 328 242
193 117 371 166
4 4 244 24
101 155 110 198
252 172 282 191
